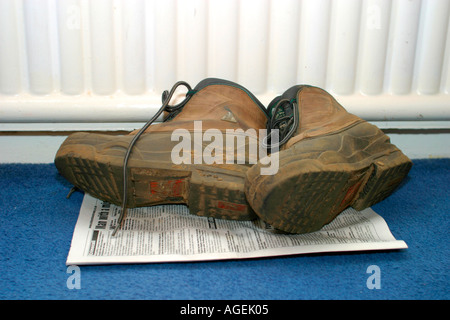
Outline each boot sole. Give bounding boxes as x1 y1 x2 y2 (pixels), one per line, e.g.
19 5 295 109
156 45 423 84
245 121 412 234
55 132 257 221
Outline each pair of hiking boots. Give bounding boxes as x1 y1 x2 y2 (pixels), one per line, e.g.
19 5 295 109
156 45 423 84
55 78 412 235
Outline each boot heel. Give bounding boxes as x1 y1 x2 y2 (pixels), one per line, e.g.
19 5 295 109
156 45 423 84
188 168 257 221
352 151 412 210
245 149 359 234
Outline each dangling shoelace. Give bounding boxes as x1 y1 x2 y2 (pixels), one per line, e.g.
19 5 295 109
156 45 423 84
262 98 299 150
112 81 194 236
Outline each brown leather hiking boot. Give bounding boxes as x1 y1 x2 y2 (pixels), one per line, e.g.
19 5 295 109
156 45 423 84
245 85 412 234
55 79 269 233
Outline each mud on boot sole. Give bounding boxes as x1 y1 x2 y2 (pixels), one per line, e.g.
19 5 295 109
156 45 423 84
55 132 257 221
244 121 412 234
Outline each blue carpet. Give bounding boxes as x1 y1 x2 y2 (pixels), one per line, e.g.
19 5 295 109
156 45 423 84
0 159 448 300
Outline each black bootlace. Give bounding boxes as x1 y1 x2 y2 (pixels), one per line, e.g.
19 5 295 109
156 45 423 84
263 98 298 150
112 81 194 236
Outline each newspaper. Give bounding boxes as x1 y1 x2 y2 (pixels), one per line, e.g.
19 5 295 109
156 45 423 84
66 194 407 265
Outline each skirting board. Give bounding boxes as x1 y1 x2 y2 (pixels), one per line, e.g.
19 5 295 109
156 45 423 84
0 131 449 163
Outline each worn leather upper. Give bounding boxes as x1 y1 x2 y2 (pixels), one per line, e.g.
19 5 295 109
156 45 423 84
142 82 268 137
284 86 363 149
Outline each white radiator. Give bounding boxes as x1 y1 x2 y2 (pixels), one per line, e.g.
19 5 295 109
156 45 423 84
0 0 449 128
